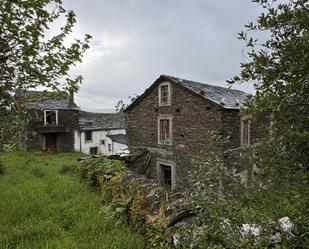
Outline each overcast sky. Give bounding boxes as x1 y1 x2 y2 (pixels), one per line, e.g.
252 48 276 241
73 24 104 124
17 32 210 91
62 0 262 112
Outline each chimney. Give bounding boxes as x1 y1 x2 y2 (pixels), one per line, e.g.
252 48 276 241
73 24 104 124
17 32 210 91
69 91 75 107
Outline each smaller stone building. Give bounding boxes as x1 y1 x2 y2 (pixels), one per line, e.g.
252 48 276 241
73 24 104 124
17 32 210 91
74 111 127 155
125 75 252 190
23 91 79 152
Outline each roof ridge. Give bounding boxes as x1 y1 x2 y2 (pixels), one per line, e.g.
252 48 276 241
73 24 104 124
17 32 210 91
161 74 247 94
80 111 122 115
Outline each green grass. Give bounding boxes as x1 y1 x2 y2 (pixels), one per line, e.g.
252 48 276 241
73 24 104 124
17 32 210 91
0 151 145 249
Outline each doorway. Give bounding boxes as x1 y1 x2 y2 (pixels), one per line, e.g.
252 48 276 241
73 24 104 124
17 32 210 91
45 134 57 152
159 164 172 190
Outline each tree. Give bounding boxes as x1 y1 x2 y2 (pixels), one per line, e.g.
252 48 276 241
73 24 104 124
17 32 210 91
115 94 139 112
228 0 309 177
0 0 91 148
0 0 91 110
175 2 309 247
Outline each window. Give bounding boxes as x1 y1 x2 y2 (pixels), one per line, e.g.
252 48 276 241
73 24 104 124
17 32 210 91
159 83 170 106
241 118 251 147
157 161 175 190
44 110 58 125
89 147 98 155
85 131 92 142
108 144 112 152
158 116 172 145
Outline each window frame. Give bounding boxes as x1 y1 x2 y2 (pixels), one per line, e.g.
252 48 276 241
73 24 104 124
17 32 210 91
44 110 58 125
157 160 175 190
158 114 173 145
84 131 92 143
158 82 171 106
89 147 98 155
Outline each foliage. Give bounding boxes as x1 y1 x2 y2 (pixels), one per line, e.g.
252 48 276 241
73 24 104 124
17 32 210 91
0 0 91 149
177 132 309 248
0 151 145 249
115 94 139 112
2 143 18 152
76 156 172 248
228 0 309 177
75 156 127 185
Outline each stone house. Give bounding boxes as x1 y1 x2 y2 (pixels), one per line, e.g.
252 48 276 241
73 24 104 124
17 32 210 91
74 111 127 155
125 75 251 190
22 91 79 152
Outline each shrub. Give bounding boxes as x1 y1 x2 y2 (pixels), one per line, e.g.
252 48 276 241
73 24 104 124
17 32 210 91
3 143 17 152
75 156 127 186
176 132 309 248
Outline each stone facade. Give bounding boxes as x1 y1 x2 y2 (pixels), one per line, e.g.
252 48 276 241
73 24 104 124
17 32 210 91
26 109 79 152
21 90 80 152
126 75 249 190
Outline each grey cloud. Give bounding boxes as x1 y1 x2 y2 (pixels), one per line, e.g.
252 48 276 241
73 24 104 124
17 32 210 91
63 0 261 110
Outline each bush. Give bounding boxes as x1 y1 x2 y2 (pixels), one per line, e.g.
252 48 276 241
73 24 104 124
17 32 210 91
3 143 17 152
176 132 309 248
75 156 127 186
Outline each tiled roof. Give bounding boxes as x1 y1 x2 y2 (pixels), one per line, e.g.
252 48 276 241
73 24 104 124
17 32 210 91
20 90 79 110
162 75 249 109
125 75 250 111
79 111 127 131
107 134 128 145
26 99 79 110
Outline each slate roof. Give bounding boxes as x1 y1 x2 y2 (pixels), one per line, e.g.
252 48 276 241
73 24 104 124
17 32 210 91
79 111 127 131
20 90 79 110
125 75 250 111
26 99 79 110
106 134 128 145
163 75 249 109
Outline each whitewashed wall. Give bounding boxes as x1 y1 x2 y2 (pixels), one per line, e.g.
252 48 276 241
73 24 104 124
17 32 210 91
74 129 127 155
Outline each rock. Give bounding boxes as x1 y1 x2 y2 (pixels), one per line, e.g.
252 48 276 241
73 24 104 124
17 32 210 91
270 232 282 243
240 224 261 237
278 217 294 234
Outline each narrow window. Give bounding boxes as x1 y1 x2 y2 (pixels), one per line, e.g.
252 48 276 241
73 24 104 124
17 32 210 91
108 144 112 152
159 164 172 190
159 118 171 144
44 110 58 125
89 147 98 155
85 131 92 142
159 83 170 106
241 119 250 147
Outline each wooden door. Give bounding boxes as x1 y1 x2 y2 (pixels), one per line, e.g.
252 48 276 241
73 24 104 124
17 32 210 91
45 134 57 152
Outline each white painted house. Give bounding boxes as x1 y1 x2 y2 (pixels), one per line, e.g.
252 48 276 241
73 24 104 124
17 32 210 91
74 111 127 155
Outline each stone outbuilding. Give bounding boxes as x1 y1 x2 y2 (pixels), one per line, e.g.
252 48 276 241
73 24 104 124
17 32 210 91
22 91 79 152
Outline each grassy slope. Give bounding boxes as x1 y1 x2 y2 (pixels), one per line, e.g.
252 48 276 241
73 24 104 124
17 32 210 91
0 151 145 249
